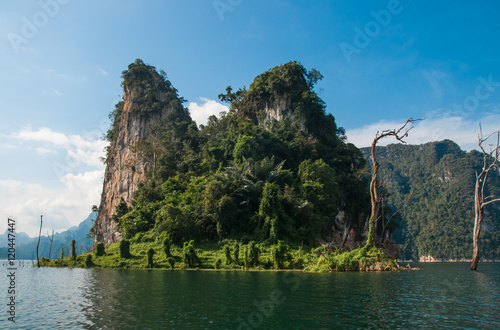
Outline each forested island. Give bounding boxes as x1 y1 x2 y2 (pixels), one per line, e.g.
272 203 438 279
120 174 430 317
362 140 500 261
39 59 499 271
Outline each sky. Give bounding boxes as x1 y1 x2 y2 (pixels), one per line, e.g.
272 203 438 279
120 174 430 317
1 0 500 236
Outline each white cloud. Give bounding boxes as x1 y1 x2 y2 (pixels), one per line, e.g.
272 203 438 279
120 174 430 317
0 170 103 237
36 147 57 155
0 127 109 236
188 97 229 126
12 127 108 166
0 144 20 150
97 65 109 76
421 70 452 98
51 88 62 96
14 127 69 145
346 113 500 151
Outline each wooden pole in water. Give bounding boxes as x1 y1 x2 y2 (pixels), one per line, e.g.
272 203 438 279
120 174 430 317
48 229 54 260
37 215 43 268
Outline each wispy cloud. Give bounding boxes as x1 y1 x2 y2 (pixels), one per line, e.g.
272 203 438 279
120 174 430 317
346 112 500 151
0 170 103 236
51 88 62 96
0 126 108 236
36 147 57 155
422 70 451 98
11 127 108 166
97 65 109 76
188 97 229 126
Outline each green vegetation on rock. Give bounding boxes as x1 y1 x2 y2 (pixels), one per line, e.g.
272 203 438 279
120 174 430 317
40 237 398 272
107 60 370 252
361 140 500 260
45 59 409 272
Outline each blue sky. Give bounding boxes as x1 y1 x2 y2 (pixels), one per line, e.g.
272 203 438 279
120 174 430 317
1 0 500 236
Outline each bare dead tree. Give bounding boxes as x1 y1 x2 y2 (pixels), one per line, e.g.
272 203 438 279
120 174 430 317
471 125 500 270
37 215 43 268
47 229 55 260
366 118 421 247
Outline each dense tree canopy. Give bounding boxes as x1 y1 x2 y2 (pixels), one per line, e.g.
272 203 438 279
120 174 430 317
108 60 370 247
362 140 500 260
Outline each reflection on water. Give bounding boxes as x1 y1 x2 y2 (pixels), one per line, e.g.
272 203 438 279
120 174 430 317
0 263 499 329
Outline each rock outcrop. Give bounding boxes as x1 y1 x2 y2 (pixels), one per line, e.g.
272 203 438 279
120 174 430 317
93 59 190 246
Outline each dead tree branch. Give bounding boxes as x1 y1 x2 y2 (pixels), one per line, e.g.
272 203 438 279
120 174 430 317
36 215 43 268
367 117 422 247
47 229 55 261
471 125 500 270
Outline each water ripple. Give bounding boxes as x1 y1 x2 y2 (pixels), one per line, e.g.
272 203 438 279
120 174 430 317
0 263 499 328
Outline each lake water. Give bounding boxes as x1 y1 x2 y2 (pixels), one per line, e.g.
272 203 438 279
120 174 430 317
1 262 499 329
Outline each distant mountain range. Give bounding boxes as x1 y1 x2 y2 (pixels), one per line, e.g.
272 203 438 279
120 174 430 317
0 212 95 260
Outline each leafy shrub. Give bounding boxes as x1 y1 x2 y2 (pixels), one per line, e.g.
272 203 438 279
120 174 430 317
85 255 93 268
59 248 66 260
247 241 260 266
271 240 289 269
183 240 201 268
223 245 232 265
163 237 172 258
120 239 131 259
70 239 77 261
95 242 105 257
147 248 156 268
233 243 240 265
214 257 222 270
167 257 175 269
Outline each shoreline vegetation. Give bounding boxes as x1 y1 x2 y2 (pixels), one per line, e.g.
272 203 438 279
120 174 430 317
39 235 403 272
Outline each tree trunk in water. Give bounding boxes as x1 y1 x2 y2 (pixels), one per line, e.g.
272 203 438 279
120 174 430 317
469 126 500 271
367 139 380 247
71 239 77 261
470 217 481 270
471 185 483 270
470 243 480 270
366 118 419 249
36 215 43 268
48 230 54 261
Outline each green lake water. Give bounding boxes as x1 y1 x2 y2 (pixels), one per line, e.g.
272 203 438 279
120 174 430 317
1 262 499 329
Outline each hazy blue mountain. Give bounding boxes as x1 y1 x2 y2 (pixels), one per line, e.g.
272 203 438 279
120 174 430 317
0 230 32 248
0 212 96 260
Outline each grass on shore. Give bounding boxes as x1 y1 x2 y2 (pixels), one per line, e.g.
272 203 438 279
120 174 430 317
40 232 399 272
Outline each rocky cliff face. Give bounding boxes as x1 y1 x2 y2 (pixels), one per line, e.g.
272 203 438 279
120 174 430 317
94 86 154 245
93 60 186 246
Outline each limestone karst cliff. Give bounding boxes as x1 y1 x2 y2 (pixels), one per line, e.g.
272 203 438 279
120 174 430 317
93 59 381 253
227 61 329 135
93 59 192 246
